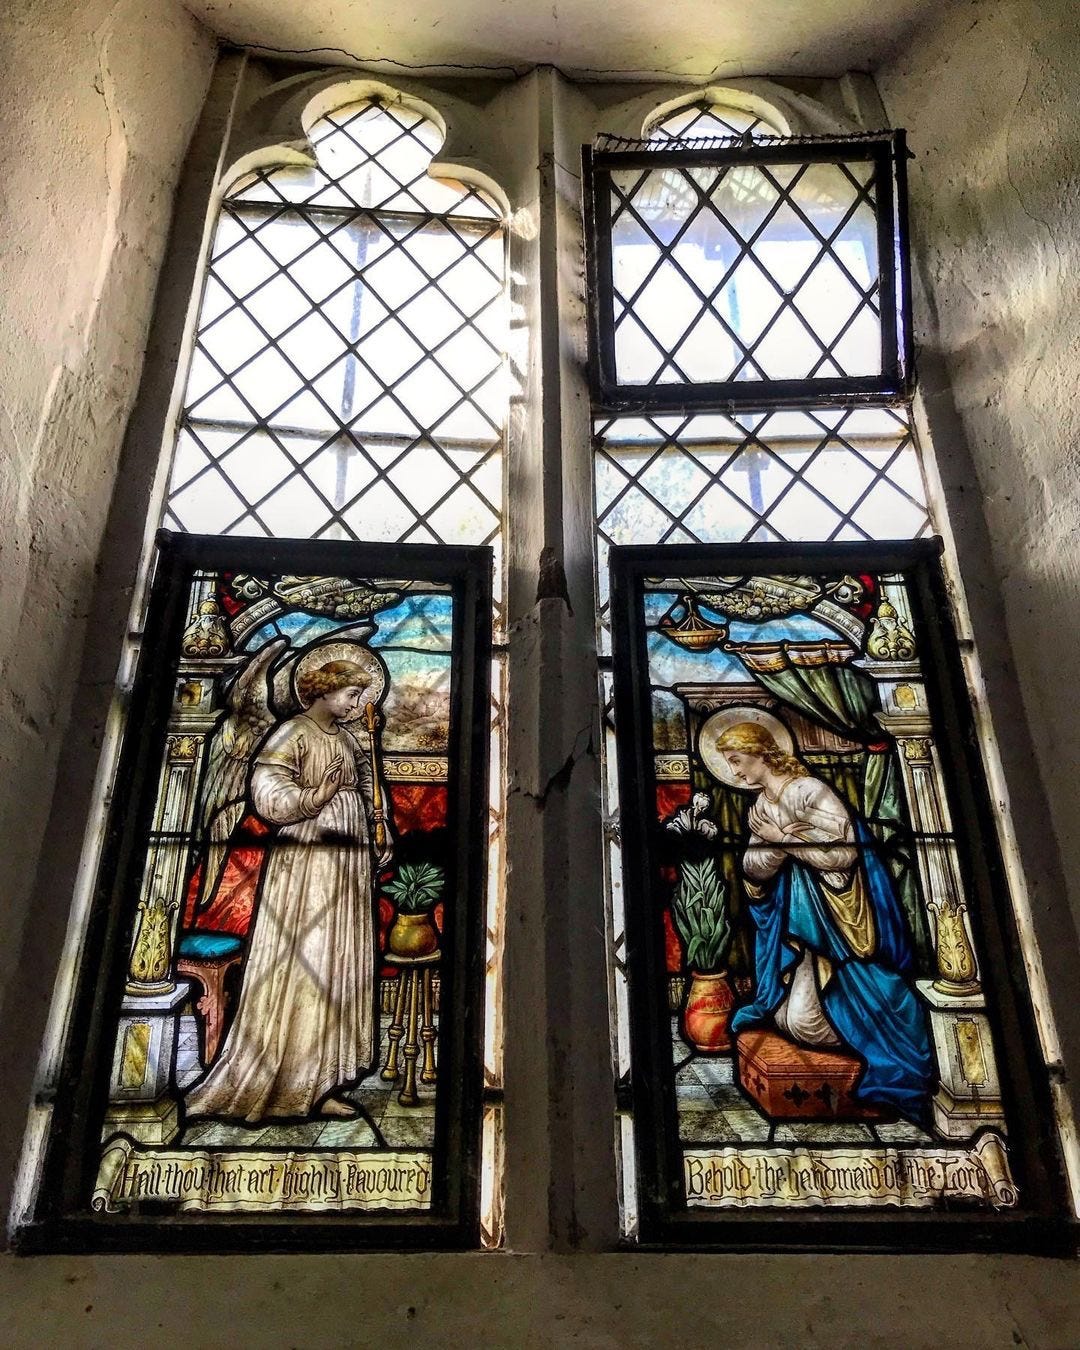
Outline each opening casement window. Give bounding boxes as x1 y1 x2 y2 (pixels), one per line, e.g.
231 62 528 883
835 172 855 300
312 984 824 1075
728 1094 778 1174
584 99 1072 1249
15 76 1076 1256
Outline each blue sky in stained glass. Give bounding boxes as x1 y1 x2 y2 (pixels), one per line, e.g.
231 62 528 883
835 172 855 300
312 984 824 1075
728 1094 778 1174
244 610 343 649
240 590 453 654
372 592 453 651
644 588 848 687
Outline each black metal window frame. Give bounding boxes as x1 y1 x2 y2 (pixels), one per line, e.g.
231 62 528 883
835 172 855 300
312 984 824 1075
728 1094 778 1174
19 532 493 1254
583 131 915 414
608 538 1073 1253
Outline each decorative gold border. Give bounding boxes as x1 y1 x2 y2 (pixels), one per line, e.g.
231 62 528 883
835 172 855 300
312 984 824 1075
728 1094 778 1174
384 756 449 783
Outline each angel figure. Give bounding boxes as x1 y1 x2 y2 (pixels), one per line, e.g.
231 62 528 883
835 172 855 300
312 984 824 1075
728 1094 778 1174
186 648 393 1123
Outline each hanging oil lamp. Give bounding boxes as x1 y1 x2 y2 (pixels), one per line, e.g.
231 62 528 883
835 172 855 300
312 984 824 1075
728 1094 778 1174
657 593 727 652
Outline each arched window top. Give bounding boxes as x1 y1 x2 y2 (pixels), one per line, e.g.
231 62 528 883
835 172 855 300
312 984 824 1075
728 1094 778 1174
228 98 502 220
646 95 788 142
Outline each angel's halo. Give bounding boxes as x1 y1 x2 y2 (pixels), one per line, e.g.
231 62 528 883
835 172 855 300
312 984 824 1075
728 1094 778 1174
698 707 794 789
293 640 389 718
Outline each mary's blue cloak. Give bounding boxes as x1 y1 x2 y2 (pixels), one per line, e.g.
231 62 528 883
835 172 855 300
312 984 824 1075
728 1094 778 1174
729 820 934 1122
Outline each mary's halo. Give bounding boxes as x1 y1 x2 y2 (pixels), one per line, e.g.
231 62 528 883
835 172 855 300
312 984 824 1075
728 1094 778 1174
698 707 794 789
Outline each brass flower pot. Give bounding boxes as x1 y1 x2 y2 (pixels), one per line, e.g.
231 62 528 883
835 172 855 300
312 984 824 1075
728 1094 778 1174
387 910 439 959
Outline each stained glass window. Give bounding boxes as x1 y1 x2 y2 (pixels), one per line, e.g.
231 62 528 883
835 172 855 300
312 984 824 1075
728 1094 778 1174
583 126 911 408
29 536 491 1246
167 93 511 1246
166 110 511 1215
24 91 508 1250
587 99 1069 1248
608 542 1067 1244
593 404 930 1234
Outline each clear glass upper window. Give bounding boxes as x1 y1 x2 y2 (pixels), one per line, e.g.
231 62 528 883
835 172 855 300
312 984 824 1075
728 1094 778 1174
648 101 778 142
166 99 508 603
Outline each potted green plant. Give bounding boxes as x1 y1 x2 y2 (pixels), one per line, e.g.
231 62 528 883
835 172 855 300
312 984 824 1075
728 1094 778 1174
670 856 736 1052
383 862 445 959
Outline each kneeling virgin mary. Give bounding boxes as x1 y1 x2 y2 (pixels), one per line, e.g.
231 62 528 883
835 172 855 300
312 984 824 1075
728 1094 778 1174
710 718 934 1123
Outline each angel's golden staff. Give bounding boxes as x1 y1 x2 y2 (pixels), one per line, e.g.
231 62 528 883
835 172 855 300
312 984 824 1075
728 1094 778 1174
363 701 387 851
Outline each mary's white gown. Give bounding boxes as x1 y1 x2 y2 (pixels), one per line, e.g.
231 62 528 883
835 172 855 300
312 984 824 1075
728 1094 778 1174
744 775 862 1050
186 714 377 1121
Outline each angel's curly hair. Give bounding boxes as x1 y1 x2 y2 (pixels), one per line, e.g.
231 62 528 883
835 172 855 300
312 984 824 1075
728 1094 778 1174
715 721 809 779
297 659 371 707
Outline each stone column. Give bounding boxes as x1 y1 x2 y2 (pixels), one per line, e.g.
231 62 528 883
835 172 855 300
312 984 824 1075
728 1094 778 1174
862 579 1005 1140
103 588 233 1145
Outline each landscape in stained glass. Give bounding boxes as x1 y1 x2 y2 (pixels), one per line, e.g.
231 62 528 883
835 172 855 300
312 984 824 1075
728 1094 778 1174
93 566 471 1217
623 561 1020 1213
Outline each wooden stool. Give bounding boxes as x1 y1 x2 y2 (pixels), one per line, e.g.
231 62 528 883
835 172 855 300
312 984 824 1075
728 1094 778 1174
380 953 439 1106
736 1028 886 1121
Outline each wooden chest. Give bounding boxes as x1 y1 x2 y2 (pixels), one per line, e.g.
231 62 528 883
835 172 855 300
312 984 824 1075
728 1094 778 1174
736 1028 886 1121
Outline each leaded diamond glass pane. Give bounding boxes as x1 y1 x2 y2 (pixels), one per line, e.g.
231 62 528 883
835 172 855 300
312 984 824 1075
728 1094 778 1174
593 408 928 649
608 156 881 386
649 101 776 142
166 97 508 639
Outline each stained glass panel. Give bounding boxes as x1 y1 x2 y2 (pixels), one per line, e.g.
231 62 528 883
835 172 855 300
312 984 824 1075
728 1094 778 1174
608 542 1067 1243
33 537 491 1246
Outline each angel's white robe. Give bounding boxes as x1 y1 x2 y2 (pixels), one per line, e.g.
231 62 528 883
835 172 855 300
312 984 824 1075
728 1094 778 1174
186 714 377 1121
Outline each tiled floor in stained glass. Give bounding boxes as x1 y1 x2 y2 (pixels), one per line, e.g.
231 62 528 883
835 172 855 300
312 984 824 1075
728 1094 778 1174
176 1011 437 1151
672 1018 931 1148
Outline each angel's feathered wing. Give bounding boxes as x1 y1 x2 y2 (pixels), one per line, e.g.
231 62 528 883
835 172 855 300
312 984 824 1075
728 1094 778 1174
195 638 289 909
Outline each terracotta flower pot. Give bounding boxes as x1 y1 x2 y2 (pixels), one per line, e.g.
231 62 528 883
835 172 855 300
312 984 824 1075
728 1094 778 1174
682 970 735 1052
387 910 439 959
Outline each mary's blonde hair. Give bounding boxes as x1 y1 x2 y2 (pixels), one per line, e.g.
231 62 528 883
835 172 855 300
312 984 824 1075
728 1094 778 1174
297 659 371 707
715 721 808 779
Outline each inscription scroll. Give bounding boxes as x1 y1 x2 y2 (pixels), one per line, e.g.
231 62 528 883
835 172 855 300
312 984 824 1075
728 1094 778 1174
683 1133 1017 1210
94 1138 432 1214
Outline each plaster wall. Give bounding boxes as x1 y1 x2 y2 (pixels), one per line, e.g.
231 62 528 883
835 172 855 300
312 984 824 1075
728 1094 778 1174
0 0 215 1021
877 1 1080 927
3 1249 1080 1347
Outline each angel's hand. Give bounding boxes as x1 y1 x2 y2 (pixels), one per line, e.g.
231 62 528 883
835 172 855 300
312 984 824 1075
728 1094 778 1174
312 754 345 808
376 846 394 869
